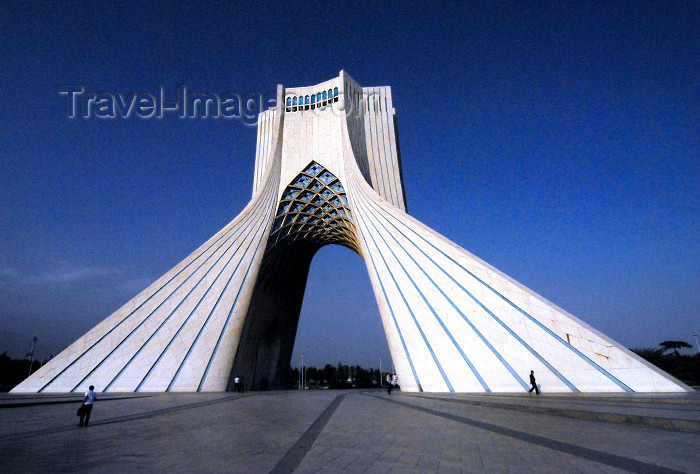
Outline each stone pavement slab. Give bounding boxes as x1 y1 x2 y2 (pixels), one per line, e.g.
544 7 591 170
410 392 700 433
0 390 698 473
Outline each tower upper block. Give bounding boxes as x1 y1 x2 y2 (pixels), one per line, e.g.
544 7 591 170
255 72 407 212
13 71 689 394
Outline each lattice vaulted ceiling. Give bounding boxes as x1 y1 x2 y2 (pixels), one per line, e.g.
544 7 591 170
267 161 359 253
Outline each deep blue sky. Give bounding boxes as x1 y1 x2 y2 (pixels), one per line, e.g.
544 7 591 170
1 1 698 367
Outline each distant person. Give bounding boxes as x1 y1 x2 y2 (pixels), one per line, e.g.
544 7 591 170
78 385 97 427
386 373 393 394
234 376 241 393
528 370 540 394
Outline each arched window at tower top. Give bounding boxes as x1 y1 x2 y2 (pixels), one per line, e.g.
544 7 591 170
284 85 340 113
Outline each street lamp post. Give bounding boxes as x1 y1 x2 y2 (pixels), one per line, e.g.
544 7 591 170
26 335 37 377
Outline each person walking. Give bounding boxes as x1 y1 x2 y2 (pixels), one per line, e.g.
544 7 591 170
386 373 393 394
233 376 241 393
78 385 97 426
528 370 540 394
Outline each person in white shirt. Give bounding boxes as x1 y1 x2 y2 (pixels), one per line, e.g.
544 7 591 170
78 385 97 427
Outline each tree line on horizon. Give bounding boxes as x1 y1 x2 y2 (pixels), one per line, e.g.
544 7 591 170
0 352 44 392
286 362 386 390
629 340 699 386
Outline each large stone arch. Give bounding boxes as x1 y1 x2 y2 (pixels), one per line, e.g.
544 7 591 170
228 162 359 391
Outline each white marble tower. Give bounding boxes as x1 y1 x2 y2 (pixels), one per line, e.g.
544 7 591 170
13 71 690 393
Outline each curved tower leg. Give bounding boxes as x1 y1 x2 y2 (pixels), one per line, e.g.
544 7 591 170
13 103 286 393
336 79 689 393
342 150 688 393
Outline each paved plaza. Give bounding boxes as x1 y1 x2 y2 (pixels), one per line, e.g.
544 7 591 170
1 389 698 473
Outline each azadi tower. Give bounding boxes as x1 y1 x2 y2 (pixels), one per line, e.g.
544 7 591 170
14 71 689 394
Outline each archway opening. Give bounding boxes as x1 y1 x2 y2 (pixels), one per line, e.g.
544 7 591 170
290 244 392 387
228 161 392 391
228 241 392 392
